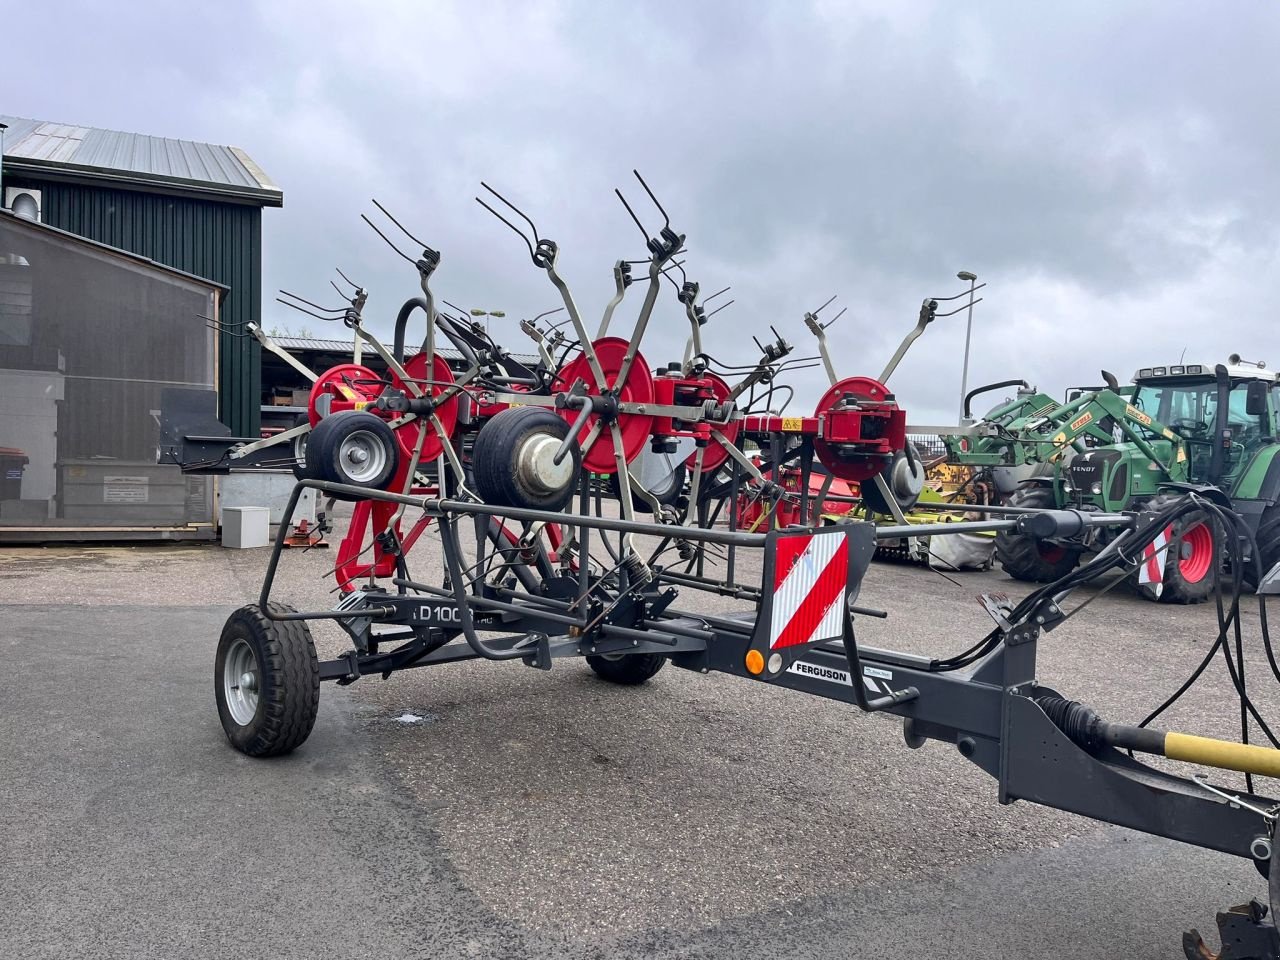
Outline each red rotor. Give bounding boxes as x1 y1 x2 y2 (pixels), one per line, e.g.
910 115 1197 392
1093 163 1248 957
551 337 655 475
812 375 904 482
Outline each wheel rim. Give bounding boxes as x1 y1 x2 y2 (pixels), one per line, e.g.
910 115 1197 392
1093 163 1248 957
1179 521 1214 583
338 429 389 485
223 638 260 727
1038 542 1066 563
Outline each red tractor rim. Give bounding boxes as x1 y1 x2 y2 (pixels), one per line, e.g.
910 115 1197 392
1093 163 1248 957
1179 521 1214 583
1038 543 1066 563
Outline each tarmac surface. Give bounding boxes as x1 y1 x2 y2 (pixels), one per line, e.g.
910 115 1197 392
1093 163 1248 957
2 529 1278 958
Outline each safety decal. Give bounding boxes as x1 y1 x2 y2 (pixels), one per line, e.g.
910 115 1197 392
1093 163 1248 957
1137 525 1171 599
769 532 848 649
1071 412 1094 431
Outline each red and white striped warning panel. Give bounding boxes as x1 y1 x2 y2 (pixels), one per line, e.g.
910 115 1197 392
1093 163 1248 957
768 531 849 649
1137 525 1170 599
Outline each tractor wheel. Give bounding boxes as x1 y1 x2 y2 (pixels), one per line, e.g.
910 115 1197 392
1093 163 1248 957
304 410 400 499
1252 503 1280 588
586 652 667 686
215 603 320 757
472 406 582 511
1145 495 1220 604
995 485 1082 583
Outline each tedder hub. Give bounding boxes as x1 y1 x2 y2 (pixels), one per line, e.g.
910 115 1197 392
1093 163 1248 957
172 175 1280 959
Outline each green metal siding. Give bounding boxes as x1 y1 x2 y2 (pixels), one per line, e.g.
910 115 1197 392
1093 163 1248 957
13 177 262 435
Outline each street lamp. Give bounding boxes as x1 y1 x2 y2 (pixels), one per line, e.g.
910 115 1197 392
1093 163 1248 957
956 270 978 423
469 307 506 335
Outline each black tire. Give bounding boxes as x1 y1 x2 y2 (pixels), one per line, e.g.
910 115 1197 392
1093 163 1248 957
304 410 399 499
472 406 581 510
1252 503 1280 588
214 603 320 757
995 485 1082 582
860 442 924 516
586 652 667 685
291 413 311 480
1146 495 1220 604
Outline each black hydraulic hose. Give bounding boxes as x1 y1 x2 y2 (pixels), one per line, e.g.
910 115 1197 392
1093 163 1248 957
1209 363 1230 485
393 297 427 364
435 513 534 661
963 379 1030 420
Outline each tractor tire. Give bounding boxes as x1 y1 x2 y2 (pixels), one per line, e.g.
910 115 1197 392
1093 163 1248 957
1146 495 1221 604
215 603 320 757
305 410 399 498
472 406 581 511
1251 503 1280 588
995 485 1082 583
586 652 667 686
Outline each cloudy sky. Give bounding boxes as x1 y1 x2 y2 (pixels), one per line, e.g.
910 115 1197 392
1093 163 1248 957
5 1 1279 423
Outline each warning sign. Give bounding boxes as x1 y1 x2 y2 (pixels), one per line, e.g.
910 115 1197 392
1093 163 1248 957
103 476 149 504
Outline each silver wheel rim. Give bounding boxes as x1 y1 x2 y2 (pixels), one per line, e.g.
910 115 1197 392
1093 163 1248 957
293 429 309 468
223 638 260 726
338 429 389 485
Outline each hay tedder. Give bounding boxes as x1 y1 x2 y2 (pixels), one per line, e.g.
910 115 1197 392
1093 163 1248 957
165 175 1280 958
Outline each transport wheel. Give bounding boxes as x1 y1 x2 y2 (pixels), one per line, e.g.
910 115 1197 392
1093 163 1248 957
995 485 1082 583
214 603 320 757
1146 495 1219 604
859 441 925 516
305 410 400 499
472 406 581 510
610 454 687 513
586 652 667 685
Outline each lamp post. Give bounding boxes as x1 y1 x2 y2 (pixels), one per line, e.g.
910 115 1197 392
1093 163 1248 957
956 270 978 423
469 308 506 335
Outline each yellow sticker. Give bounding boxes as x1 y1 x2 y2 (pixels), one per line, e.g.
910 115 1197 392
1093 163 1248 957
1051 431 1068 445
1163 429 1176 440
1070 411 1094 431
1126 404 1152 426
353 400 370 411
1177 447 1187 462
782 416 803 432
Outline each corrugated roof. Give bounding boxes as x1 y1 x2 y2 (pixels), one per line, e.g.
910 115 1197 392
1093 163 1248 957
272 335 539 366
0 115 282 206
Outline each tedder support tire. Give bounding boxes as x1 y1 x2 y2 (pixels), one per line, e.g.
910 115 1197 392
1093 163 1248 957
995 485 1082 583
1252 503 1280 589
586 652 667 686
215 603 320 757
472 406 581 511
305 410 399 498
1146 495 1220 604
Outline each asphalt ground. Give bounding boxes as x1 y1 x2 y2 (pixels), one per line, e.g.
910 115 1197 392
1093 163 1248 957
2 520 1279 958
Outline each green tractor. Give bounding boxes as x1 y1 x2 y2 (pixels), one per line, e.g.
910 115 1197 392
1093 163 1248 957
987 359 1280 602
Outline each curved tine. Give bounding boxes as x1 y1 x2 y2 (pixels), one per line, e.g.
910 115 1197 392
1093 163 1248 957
279 289 348 314
275 298 343 323
632 170 670 229
812 293 838 316
200 315 254 338
334 266 361 291
479 182 541 243
329 280 350 301
705 299 735 320
532 306 565 323
934 297 984 317
615 189 651 242
361 213 416 264
370 197 429 249
704 285 731 304
829 306 848 325
475 197 537 262
441 298 468 317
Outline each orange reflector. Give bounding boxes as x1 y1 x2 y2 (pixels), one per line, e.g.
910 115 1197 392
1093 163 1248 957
745 649 765 675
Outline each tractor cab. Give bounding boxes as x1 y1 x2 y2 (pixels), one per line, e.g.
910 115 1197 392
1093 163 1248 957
1127 360 1277 489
